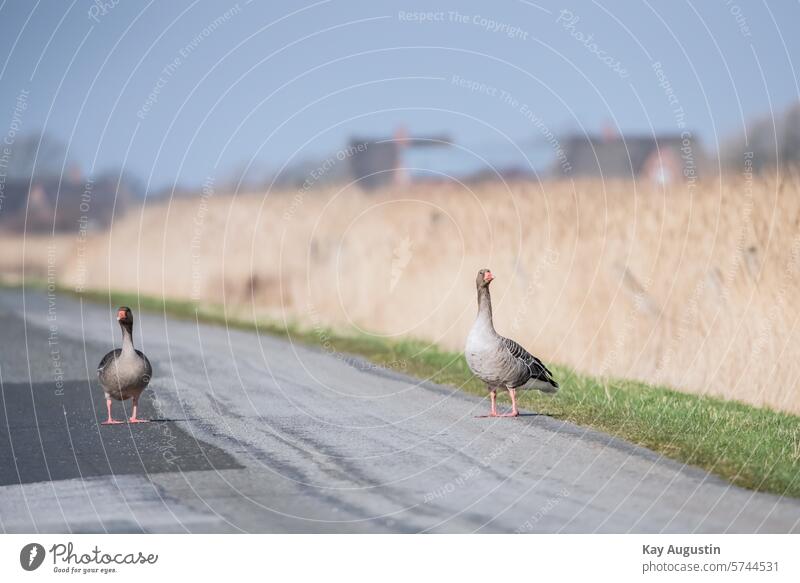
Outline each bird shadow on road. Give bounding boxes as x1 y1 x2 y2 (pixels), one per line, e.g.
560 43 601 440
0 380 243 486
474 412 562 419
137 418 208 423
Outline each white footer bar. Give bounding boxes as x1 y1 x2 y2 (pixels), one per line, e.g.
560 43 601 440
1 534 796 582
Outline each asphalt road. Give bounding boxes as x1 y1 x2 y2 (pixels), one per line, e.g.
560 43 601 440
1 287 798 533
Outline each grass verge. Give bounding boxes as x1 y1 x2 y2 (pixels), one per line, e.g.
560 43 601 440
8 280 800 498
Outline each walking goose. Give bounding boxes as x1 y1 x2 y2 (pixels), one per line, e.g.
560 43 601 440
465 269 558 417
97 307 152 424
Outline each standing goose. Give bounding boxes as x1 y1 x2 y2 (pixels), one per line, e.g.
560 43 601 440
97 306 152 424
465 269 558 417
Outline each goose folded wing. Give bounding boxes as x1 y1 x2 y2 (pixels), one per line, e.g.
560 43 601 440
136 350 153 380
500 337 558 387
97 348 122 373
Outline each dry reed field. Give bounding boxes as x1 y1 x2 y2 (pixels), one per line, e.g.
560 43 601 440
3 173 799 414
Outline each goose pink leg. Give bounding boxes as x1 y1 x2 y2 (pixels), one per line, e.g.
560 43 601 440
129 395 149 423
501 388 520 417
101 398 124 425
489 388 498 417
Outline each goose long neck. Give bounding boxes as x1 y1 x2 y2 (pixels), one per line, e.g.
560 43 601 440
120 321 135 355
476 285 494 330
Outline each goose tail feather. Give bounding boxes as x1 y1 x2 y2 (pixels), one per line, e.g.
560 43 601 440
524 377 559 393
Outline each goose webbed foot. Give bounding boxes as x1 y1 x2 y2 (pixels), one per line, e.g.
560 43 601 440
477 386 519 418
101 398 124 425
501 388 520 417
128 396 149 423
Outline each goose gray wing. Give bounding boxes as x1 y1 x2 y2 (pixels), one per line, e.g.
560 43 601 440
136 350 153 384
97 349 121 373
97 349 152 384
500 337 559 388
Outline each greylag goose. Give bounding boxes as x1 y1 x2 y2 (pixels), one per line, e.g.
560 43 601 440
465 269 558 417
97 306 152 424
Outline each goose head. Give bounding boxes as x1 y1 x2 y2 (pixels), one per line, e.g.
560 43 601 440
476 268 494 289
117 306 133 327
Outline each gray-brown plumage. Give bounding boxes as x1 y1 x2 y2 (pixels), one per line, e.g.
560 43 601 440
465 269 558 417
97 306 152 424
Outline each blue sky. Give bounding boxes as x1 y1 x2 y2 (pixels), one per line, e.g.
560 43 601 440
1 0 798 190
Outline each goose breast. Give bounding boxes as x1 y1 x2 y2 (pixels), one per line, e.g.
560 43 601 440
98 350 152 400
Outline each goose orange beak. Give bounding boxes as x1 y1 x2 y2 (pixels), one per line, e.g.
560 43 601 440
484 271 494 282
117 310 126 321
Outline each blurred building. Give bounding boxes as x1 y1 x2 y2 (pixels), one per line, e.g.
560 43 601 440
561 133 700 184
0 174 127 233
348 127 453 190
346 127 702 189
